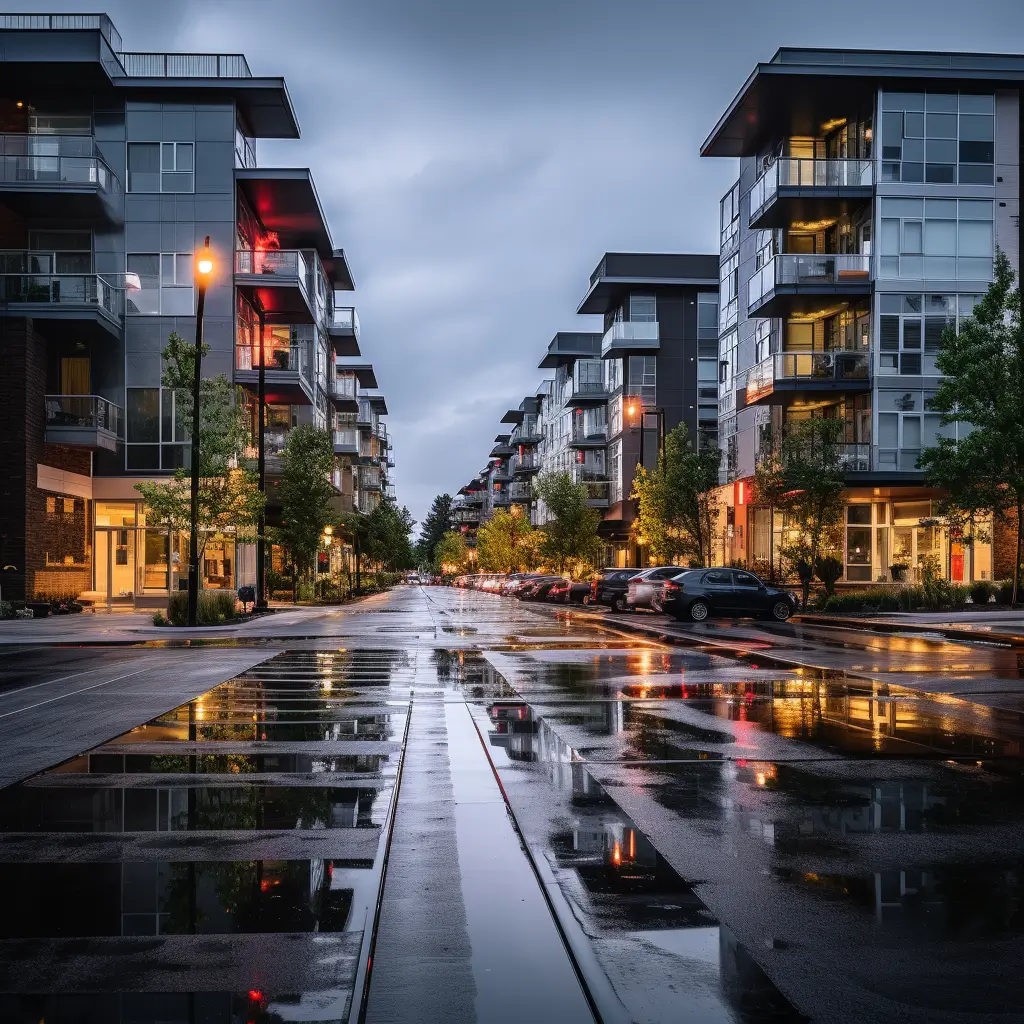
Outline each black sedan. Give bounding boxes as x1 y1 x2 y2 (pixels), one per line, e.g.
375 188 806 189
590 568 642 612
660 568 797 622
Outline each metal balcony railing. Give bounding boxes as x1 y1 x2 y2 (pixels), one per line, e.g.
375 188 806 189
509 482 532 502
332 375 357 401
601 320 660 356
0 13 122 50
1 273 123 318
748 254 871 311
0 134 120 194
748 158 873 223
235 249 313 292
44 394 123 436
571 422 607 444
117 52 251 78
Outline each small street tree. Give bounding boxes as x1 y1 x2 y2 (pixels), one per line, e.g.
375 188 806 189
276 425 336 583
773 417 847 608
919 251 1024 600
433 530 469 575
364 498 416 571
417 493 454 567
534 472 601 575
136 333 264 576
476 507 541 573
631 424 720 567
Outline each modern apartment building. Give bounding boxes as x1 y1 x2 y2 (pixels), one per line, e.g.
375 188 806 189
0 13 389 606
704 48 1021 583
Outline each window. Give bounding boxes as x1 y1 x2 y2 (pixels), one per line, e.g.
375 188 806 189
702 570 731 586
879 198 993 280
880 293 977 376
126 253 194 315
629 294 656 322
720 183 740 253
732 571 760 588
628 356 656 406
880 92 994 186
697 292 719 340
127 142 194 193
719 252 739 331
698 358 718 382
127 388 190 470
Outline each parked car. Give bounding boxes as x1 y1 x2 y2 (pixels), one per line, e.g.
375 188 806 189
590 568 643 612
626 566 692 611
501 573 545 596
660 568 798 622
519 576 564 601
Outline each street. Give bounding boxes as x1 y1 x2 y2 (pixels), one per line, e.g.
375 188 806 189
0 587 1023 1023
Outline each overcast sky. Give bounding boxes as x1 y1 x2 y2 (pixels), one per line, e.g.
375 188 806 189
21 0 1024 529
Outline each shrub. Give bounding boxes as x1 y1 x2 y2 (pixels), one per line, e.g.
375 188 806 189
814 556 844 597
997 580 1016 605
166 589 237 626
969 580 993 605
296 581 314 602
152 611 167 627
0 600 12 620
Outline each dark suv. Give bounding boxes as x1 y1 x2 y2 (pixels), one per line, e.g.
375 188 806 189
661 568 797 622
590 568 642 612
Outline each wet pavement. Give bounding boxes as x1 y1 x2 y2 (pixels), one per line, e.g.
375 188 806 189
0 587 1023 1022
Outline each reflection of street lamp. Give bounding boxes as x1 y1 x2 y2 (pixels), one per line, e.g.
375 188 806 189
187 236 215 628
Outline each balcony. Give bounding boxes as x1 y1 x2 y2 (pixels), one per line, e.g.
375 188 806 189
492 463 514 483
601 320 660 359
569 422 607 449
333 428 359 455
0 273 123 338
490 442 515 458
745 349 871 405
572 469 610 508
328 305 360 356
513 453 541 474
510 482 532 503
492 490 511 506
462 491 485 507
748 158 874 230
747 254 871 319
360 467 382 492
0 134 122 223
234 249 317 324
331 373 358 411
565 379 610 407
235 332 314 405
44 395 122 451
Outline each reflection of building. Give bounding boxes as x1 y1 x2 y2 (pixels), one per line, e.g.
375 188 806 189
0 16 389 607
704 48 1020 582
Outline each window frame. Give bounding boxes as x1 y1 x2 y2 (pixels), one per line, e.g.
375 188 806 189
126 141 195 194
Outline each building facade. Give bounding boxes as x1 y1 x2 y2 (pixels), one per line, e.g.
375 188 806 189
704 48 1021 584
0 14 389 606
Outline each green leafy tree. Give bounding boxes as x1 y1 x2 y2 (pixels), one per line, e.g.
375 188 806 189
534 472 601 575
433 530 469 575
276 425 336 582
417 493 454 567
773 417 847 608
476 507 541 573
364 498 416 571
919 251 1024 600
631 424 720 566
135 333 264 569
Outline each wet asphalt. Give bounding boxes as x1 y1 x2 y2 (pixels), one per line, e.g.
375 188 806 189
0 587 1022 1022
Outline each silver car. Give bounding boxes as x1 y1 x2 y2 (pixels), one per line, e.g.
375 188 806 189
626 566 689 611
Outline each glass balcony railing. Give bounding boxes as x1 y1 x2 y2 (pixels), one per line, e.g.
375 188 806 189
44 394 123 437
235 249 313 294
331 306 359 336
571 422 607 444
509 482 532 503
1 273 123 318
332 375 357 402
601 320 659 357
745 349 870 402
513 453 541 472
333 428 358 450
747 254 871 312
748 158 873 223
0 134 121 194
572 468 611 504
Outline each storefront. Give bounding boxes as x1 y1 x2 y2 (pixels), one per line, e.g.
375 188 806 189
91 500 249 608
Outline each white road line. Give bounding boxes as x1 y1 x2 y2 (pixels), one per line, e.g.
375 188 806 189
0 665 117 700
0 666 152 720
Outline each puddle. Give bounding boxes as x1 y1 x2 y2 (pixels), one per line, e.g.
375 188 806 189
51 751 392 775
0 858 368 937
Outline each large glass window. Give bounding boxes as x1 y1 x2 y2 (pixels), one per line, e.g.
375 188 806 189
881 92 994 186
629 294 657 322
719 253 739 331
879 293 982 375
697 292 719 339
127 142 194 193
126 253 195 315
627 356 656 406
720 183 740 254
879 198 993 280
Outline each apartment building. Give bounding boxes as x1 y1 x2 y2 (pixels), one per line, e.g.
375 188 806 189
704 48 1021 583
0 13 386 606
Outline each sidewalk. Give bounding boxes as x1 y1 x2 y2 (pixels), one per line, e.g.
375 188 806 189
796 610 1024 646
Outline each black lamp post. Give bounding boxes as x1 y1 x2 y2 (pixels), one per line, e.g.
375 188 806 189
187 236 214 628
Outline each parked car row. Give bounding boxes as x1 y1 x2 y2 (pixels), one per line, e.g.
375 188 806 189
450 567 798 621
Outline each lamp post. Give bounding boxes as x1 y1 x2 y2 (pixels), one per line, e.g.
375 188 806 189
187 237 214 628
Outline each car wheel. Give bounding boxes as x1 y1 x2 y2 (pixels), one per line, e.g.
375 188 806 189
581 594 591 606
689 600 710 622
612 595 627 613
771 601 792 621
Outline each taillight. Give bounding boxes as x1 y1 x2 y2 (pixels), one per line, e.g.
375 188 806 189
591 580 598 598
663 582 678 593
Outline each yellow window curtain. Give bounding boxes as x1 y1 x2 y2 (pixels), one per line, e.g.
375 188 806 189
60 357 90 395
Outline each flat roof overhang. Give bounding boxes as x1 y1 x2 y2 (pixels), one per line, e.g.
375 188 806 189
702 49 1024 158
748 281 871 319
538 332 603 368
117 77 299 138
494 433 511 443
235 369 312 405
340 364 377 389
578 275 717 315
749 191 873 232
746 379 871 407
234 278 314 324
235 169 346 277
367 394 388 415
501 409 525 424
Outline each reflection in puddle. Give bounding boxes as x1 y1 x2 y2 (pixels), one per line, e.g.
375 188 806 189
0 991 349 1024
0 859 363 937
51 751 391 775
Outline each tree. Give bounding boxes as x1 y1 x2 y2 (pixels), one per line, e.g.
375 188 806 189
534 472 601 575
433 531 469 575
417 494 454 567
631 424 720 566
752 426 786 581
136 333 264 574
919 251 1024 600
773 417 847 608
276 425 336 582
364 499 416 571
476 507 541 573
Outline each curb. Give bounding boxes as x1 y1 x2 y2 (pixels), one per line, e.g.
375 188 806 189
794 614 1024 647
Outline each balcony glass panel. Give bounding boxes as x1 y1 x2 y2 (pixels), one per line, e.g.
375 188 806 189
601 321 660 356
0 134 120 194
331 305 360 335
45 395 123 437
748 254 871 311
333 374 357 401
0 273 122 317
749 158 873 221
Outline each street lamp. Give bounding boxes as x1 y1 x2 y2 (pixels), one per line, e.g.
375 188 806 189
187 236 215 627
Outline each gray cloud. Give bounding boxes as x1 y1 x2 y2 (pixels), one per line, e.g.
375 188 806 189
22 0 1024 528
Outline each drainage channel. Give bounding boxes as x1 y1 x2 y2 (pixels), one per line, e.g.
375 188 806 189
0 648 414 1024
